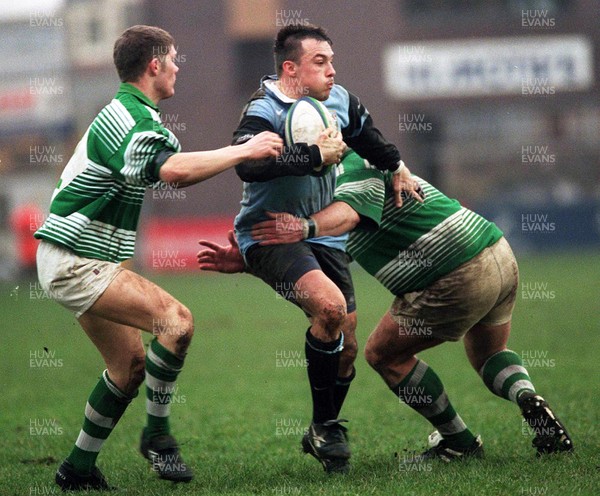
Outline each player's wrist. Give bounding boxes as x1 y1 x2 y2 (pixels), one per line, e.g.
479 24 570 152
301 216 319 239
239 140 256 161
304 144 324 172
301 218 309 239
310 144 324 166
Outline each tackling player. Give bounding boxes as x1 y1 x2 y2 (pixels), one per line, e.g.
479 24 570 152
34 25 282 491
199 149 573 461
230 24 421 473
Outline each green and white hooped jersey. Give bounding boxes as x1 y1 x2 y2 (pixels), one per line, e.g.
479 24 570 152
34 83 180 263
334 151 503 295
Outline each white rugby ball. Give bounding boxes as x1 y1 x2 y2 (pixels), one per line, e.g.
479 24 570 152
285 96 333 147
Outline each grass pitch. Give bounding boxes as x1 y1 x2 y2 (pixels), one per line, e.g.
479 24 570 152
2 251 599 495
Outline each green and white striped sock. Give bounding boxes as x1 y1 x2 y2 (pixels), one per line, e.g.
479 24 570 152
480 350 535 403
67 370 133 474
392 359 476 449
144 338 184 439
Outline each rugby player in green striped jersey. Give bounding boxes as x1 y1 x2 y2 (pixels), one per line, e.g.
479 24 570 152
34 25 283 491
199 149 573 462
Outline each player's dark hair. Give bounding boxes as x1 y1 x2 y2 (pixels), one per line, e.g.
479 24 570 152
113 25 175 83
274 24 332 76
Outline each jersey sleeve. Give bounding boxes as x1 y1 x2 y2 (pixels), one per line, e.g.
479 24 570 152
342 92 401 172
90 113 180 187
233 114 321 182
116 120 179 186
334 152 386 230
233 97 321 182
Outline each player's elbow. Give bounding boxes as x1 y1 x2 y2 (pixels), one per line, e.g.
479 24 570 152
332 202 360 232
159 159 187 185
234 162 254 182
347 210 361 230
235 161 271 182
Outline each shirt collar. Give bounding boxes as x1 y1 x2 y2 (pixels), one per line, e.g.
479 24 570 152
116 82 160 112
261 75 297 104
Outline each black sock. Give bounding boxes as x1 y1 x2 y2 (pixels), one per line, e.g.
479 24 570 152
305 328 343 424
333 367 356 417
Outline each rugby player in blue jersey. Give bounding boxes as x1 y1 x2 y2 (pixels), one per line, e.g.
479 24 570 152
229 24 421 473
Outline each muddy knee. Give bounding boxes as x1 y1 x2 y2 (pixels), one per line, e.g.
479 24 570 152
156 303 194 357
314 302 346 337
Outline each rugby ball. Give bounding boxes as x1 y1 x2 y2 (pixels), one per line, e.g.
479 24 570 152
285 97 336 175
285 96 333 148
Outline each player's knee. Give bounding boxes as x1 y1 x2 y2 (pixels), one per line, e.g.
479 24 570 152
364 344 379 370
315 301 346 333
177 303 194 336
155 303 194 356
157 303 194 338
174 304 194 355
172 303 194 351
364 338 386 372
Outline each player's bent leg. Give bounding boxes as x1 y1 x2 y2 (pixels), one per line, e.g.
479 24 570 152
302 312 357 473
85 269 194 482
78 314 146 394
364 311 443 387
463 321 511 372
311 243 358 420
84 269 194 358
295 270 347 422
295 269 346 342
468 321 573 455
56 316 143 491
365 311 481 461
294 270 351 473
245 244 354 472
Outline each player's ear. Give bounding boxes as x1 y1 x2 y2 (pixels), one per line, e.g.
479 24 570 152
282 60 296 77
148 56 161 76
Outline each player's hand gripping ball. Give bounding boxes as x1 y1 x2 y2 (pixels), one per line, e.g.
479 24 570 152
285 96 337 176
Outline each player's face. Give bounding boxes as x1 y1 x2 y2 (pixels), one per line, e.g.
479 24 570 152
155 45 179 100
294 39 335 101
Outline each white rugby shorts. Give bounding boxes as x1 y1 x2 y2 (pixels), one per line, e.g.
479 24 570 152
36 240 123 318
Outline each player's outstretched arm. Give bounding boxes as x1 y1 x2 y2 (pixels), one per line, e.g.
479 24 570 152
234 128 345 183
197 230 245 273
251 202 360 246
160 131 283 186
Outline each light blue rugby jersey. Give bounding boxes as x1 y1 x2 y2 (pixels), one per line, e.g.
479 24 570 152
234 78 368 258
